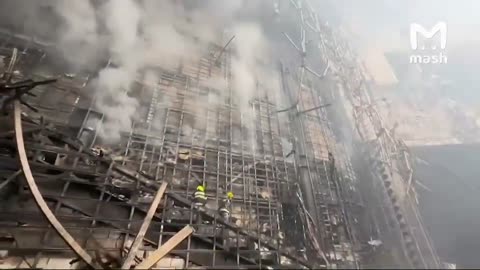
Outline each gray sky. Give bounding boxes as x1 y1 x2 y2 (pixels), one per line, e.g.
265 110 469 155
324 0 480 104
327 0 480 50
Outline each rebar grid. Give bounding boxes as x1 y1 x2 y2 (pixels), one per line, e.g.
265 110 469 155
0 31 310 269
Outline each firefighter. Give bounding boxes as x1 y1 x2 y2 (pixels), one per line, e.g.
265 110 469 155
218 191 234 220
191 184 207 227
218 191 234 250
193 185 207 207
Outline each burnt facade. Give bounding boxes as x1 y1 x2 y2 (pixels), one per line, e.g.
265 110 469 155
0 1 440 269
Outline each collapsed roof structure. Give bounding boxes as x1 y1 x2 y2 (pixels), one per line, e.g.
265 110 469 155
0 0 440 269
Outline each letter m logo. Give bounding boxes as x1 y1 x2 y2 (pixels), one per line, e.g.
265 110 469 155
410 22 447 50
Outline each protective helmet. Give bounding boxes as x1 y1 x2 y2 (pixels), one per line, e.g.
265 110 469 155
227 191 234 199
197 185 205 192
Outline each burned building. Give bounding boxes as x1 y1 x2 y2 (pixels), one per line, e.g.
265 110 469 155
0 1 440 269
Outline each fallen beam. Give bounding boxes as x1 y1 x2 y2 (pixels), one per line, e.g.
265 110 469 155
0 169 21 191
213 35 235 65
166 192 313 268
6 111 312 268
105 161 313 268
134 225 194 269
13 101 102 269
297 103 332 115
122 181 168 269
33 182 258 267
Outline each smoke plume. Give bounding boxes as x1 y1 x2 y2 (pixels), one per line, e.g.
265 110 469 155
0 0 278 143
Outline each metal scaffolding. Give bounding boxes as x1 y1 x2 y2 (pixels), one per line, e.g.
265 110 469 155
0 1 438 269
0 11 359 267
309 1 442 267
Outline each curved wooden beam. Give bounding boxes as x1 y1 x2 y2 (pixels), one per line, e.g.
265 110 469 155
14 101 101 269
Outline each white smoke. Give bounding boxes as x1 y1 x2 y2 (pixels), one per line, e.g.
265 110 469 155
0 0 278 143
203 76 228 91
54 1 103 70
229 22 278 151
88 0 143 143
231 23 267 110
94 68 139 142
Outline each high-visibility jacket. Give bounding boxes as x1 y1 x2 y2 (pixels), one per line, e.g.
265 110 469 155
193 190 207 206
218 199 231 218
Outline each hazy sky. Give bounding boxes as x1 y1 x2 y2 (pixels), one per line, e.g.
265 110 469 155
333 3 480 267
325 0 480 105
328 0 480 50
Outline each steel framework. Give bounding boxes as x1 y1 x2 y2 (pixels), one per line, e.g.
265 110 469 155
0 11 360 268
0 1 439 269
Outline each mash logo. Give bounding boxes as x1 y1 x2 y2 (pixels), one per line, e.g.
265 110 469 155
409 22 448 64
410 22 447 50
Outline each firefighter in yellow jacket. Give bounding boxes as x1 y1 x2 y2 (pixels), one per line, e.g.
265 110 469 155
192 185 207 226
218 191 234 221
193 185 207 207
